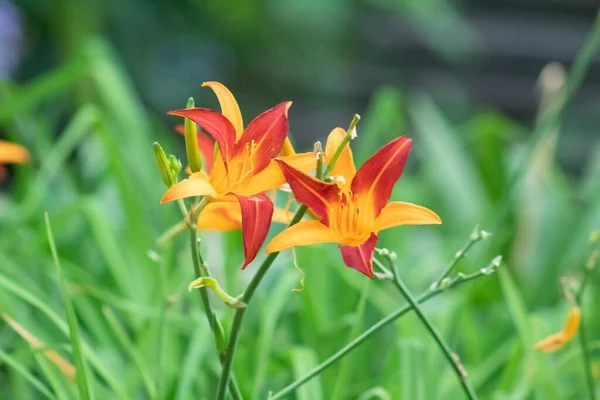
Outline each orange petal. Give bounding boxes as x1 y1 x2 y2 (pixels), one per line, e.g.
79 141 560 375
235 102 292 174
279 137 296 156
197 201 242 231
266 220 336 253
0 140 29 164
325 127 355 183
202 81 244 139
238 153 316 196
275 159 339 226
535 307 581 352
234 194 274 269
351 136 412 223
339 233 378 279
373 201 441 232
168 108 236 162
160 172 216 203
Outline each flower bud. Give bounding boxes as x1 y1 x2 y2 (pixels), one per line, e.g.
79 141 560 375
188 277 247 308
184 97 203 173
153 142 175 187
212 311 227 355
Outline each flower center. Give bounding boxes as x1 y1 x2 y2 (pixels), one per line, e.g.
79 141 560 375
214 140 257 194
330 190 371 246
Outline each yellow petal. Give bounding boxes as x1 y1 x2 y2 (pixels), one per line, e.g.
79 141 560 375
0 140 29 164
373 201 442 233
279 137 296 156
535 307 581 352
325 127 355 183
202 81 244 139
160 172 216 203
237 153 316 196
197 201 241 231
266 220 336 253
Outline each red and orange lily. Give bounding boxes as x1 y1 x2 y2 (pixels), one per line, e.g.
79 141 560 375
161 82 314 267
0 140 29 180
266 128 441 278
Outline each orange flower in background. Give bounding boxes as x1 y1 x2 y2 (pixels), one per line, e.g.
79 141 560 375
161 82 315 267
535 306 581 352
0 140 29 180
266 128 441 278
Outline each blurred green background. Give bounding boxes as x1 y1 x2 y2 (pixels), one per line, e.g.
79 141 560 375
1 0 600 399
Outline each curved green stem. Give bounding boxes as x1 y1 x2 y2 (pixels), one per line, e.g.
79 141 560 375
215 205 308 400
380 258 478 400
187 199 243 400
270 264 493 399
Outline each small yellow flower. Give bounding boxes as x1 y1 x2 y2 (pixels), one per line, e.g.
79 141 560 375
0 140 28 180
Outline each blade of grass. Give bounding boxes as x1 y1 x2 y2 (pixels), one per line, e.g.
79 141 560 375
45 212 91 400
290 347 324 400
0 254 128 397
101 306 156 399
0 348 57 400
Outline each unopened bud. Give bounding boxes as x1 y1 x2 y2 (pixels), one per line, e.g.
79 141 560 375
439 277 452 290
153 142 175 187
388 252 397 261
212 312 227 354
168 155 182 176
184 97 203 173
491 255 502 268
480 230 492 240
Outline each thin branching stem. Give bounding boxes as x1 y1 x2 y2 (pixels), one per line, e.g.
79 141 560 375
379 258 478 400
269 260 496 399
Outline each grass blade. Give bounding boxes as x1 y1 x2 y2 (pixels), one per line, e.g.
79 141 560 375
45 212 91 400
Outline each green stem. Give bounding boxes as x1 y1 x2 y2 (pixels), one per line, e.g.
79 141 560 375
186 199 243 400
323 114 360 179
269 265 492 399
215 206 308 400
431 232 481 289
380 258 478 400
576 269 596 400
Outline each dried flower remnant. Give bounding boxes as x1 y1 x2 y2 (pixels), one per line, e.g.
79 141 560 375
535 306 581 352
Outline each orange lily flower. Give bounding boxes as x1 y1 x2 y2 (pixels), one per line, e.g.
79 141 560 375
161 82 315 267
266 128 442 278
535 306 581 352
0 140 29 180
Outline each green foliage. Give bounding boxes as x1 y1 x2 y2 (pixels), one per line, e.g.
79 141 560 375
1 12 600 400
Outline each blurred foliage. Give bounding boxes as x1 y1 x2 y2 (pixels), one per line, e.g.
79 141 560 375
1 1 600 399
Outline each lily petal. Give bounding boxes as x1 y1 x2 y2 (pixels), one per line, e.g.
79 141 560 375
535 307 581 352
272 207 295 224
0 140 29 163
275 159 339 225
266 220 336 253
239 153 316 196
351 136 412 223
160 172 216 203
202 81 245 139
234 194 274 269
168 108 236 162
235 102 292 174
373 201 442 232
175 125 215 172
197 201 242 231
325 127 355 183
339 233 378 279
